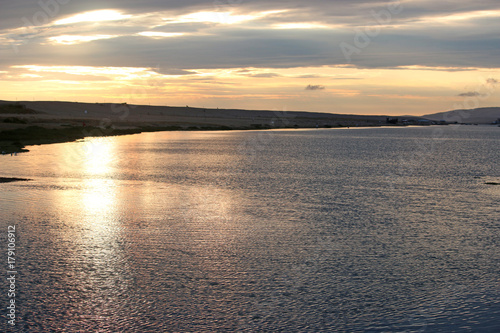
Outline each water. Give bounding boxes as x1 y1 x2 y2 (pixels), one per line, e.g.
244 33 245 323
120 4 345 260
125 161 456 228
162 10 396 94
1 126 499 332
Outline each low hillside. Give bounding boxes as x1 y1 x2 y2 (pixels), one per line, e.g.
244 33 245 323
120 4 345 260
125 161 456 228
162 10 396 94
424 107 500 124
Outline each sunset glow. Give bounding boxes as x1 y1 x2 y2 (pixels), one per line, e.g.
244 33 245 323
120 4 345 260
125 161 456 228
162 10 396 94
137 32 185 38
174 11 255 25
1 1 499 115
54 10 132 25
2 2 499 332
273 23 330 29
48 35 118 45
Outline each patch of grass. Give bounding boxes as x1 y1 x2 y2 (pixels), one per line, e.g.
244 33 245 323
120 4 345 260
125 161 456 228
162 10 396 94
0 103 38 114
0 177 31 183
140 126 183 132
199 125 232 131
3 117 28 124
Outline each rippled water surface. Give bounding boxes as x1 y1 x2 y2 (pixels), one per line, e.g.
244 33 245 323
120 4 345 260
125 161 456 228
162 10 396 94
1 126 499 332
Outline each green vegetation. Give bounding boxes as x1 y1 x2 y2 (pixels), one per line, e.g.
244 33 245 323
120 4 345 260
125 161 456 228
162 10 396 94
0 103 37 114
3 117 28 124
0 124 241 153
0 126 84 142
0 177 31 183
1 120 378 154
250 124 271 129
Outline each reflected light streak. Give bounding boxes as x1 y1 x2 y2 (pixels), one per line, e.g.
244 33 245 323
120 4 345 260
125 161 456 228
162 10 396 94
53 138 121 232
46 140 128 317
82 179 117 221
79 138 120 228
82 138 116 177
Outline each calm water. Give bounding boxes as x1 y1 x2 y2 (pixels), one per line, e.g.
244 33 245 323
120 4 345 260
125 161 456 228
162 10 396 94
1 126 499 332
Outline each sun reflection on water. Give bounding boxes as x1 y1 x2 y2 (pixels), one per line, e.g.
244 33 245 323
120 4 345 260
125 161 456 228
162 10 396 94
81 138 116 177
53 137 133 326
81 178 118 224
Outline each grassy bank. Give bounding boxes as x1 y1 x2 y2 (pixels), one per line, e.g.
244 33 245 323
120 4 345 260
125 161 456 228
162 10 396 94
0 177 31 183
1 121 409 154
0 124 284 154
0 125 175 153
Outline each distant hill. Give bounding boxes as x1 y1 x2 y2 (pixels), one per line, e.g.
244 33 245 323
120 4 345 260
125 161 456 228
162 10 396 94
0 100 396 131
424 107 500 124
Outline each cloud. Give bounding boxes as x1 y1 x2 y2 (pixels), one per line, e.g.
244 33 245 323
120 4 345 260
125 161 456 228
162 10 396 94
54 10 132 25
48 35 118 45
306 84 325 90
331 77 362 80
487 78 498 84
152 68 196 76
0 0 499 116
458 91 482 97
387 66 479 72
248 73 281 78
296 74 323 78
0 1 500 74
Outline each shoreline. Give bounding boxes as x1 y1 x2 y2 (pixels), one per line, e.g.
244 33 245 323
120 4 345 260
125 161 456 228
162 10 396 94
1 125 190 154
0 177 31 183
0 123 419 154
1 124 485 184
1 100 449 154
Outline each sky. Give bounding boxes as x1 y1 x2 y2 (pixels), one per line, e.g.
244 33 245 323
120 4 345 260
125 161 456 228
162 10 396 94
0 0 499 115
